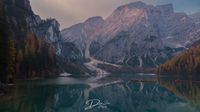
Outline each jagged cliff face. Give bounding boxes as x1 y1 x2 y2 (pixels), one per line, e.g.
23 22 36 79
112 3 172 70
92 2 196 67
26 16 61 43
4 0 61 45
26 16 63 55
190 12 200 25
62 1 200 67
61 16 104 58
4 0 82 60
4 0 33 44
189 13 200 43
60 42 83 62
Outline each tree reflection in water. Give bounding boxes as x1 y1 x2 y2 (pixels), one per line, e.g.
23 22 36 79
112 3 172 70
159 77 200 109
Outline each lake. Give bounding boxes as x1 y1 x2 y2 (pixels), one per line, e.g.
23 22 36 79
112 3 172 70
0 73 200 112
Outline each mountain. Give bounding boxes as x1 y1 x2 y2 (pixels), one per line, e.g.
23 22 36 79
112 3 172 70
0 0 84 83
190 12 200 25
28 18 63 55
1 0 60 81
61 16 104 58
157 41 200 79
4 1 51 43
4 0 83 58
62 1 200 68
5 0 63 54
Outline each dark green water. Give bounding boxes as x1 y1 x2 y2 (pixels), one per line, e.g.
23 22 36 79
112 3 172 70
0 73 200 112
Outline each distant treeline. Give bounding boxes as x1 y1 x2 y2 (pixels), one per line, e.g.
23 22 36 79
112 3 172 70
157 41 200 79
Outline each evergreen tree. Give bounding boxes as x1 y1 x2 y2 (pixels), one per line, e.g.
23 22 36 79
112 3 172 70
6 38 16 83
157 42 200 79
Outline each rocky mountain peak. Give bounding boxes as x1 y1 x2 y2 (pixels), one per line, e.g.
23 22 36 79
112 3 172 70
115 2 174 16
46 18 60 28
190 12 200 25
5 0 32 12
62 1 200 68
155 3 174 15
116 1 146 11
85 16 104 23
23 0 32 11
61 16 104 57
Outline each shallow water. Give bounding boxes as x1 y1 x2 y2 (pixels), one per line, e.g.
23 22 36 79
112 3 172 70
0 73 199 112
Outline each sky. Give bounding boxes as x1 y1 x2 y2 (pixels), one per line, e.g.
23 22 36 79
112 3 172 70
30 0 200 29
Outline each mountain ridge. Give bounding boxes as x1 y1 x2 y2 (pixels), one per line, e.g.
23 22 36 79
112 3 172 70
62 1 200 68
0 0 89 84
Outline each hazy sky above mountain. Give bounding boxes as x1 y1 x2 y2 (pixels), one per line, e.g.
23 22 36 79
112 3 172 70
30 0 200 29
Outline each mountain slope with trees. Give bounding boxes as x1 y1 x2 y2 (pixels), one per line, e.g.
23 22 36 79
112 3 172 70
157 41 200 79
0 0 59 84
0 0 16 83
0 0 91 86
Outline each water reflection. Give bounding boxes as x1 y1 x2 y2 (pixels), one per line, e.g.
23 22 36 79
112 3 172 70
159 77 200 110
0 74 199 112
